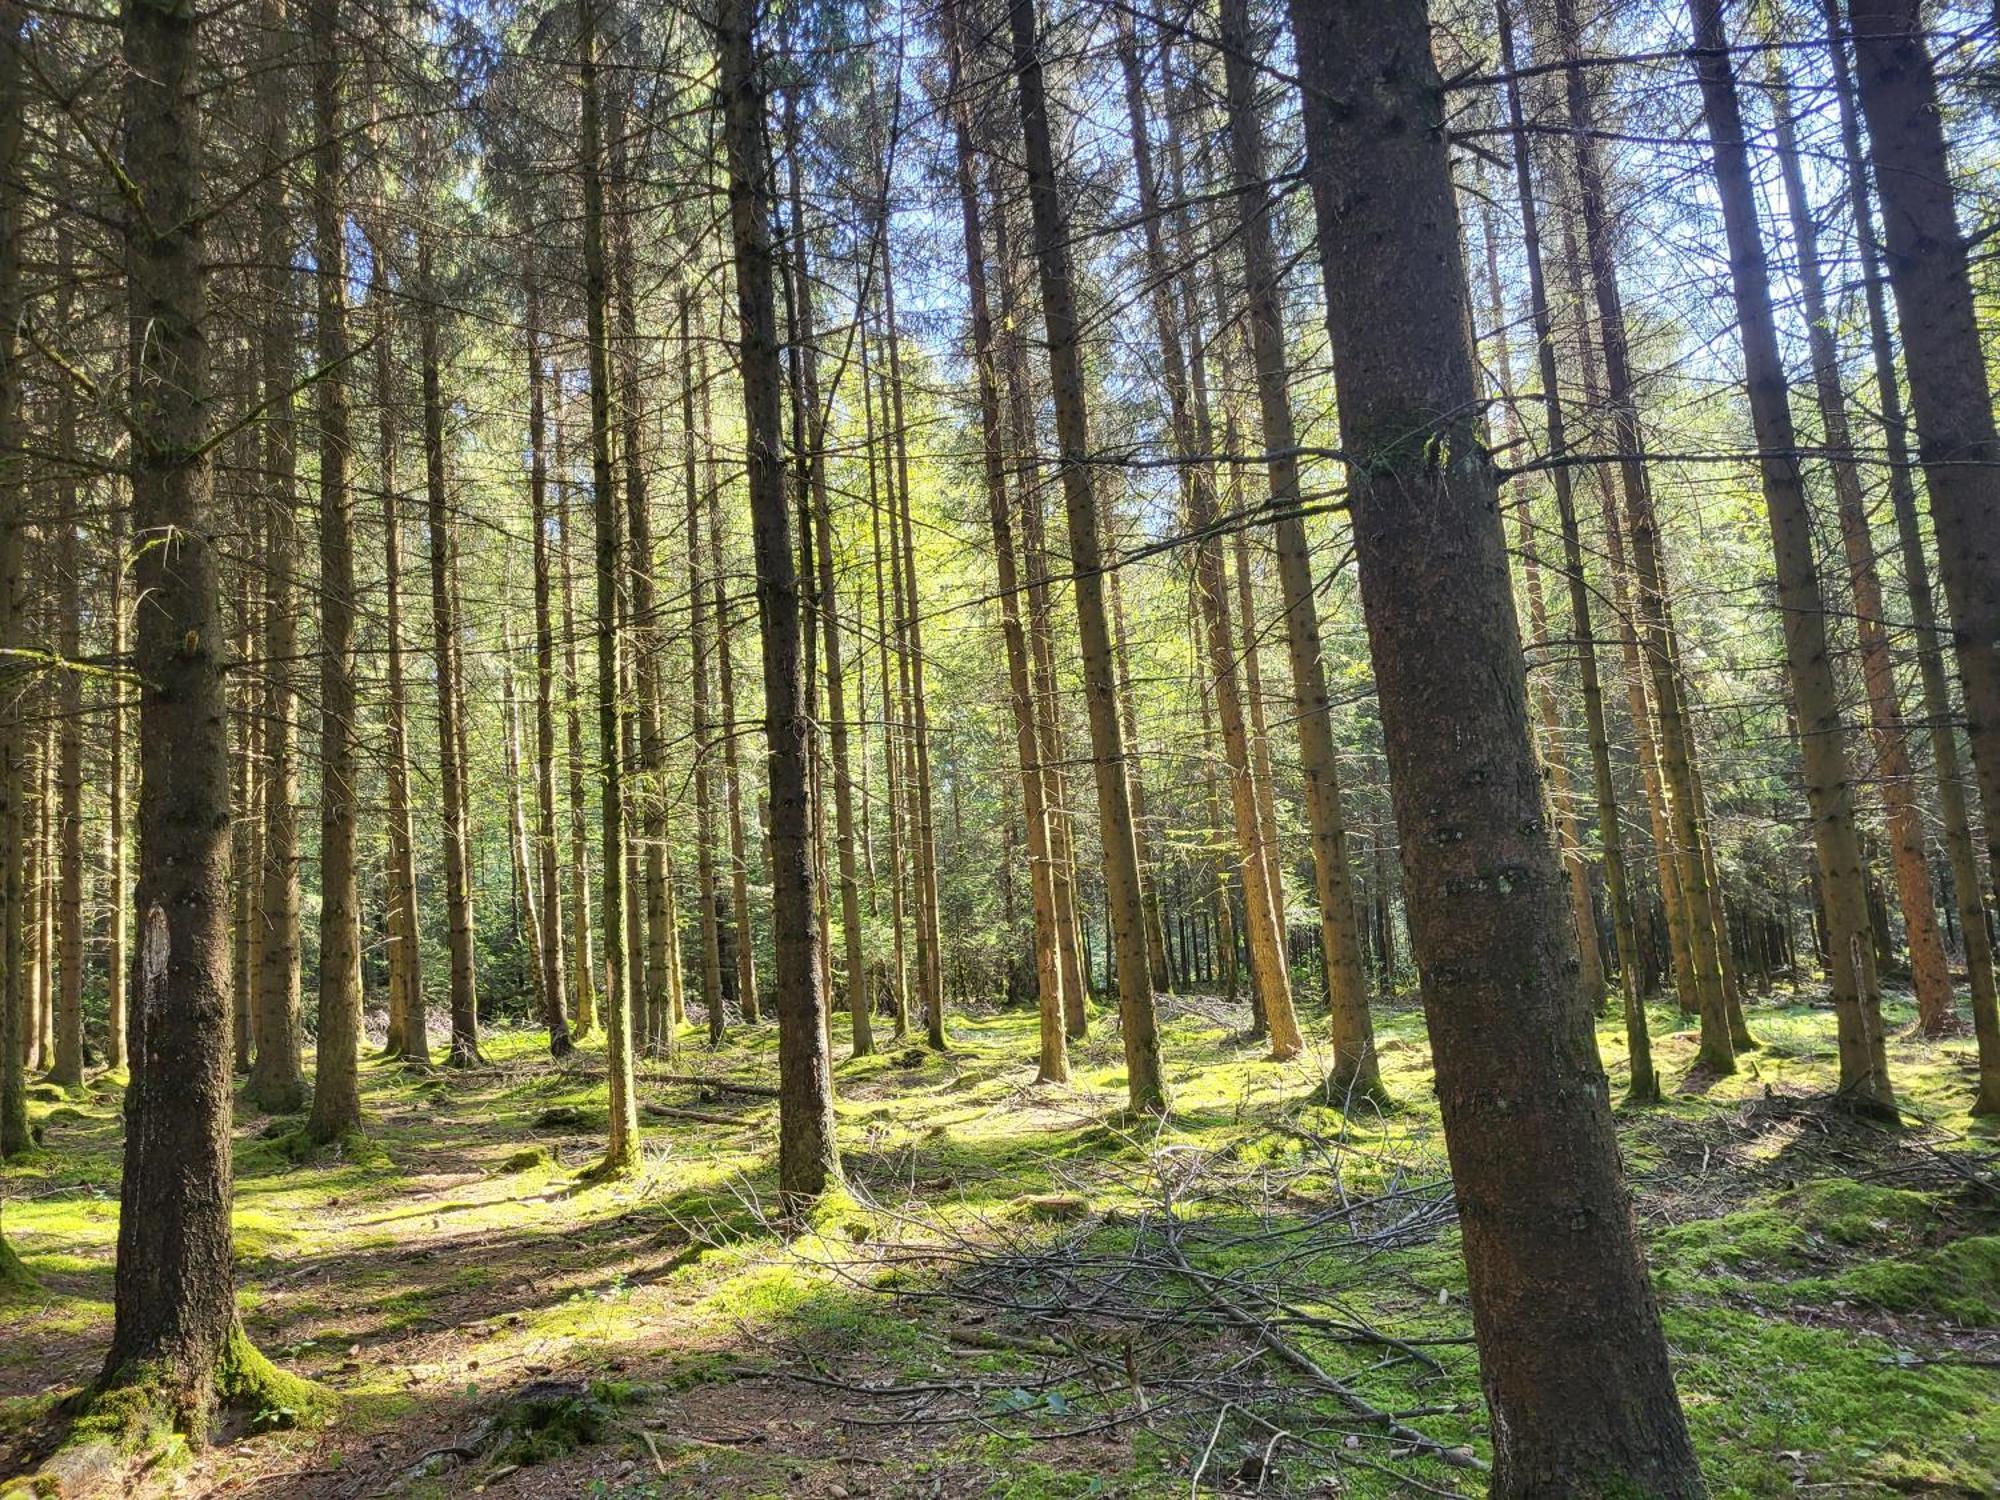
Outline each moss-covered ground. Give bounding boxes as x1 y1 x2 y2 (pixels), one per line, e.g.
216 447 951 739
1 981 1994 1497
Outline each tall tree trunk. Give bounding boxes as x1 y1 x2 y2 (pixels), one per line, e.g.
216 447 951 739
1006 0 1166 1111
528 273 574 1058
719 0 839 1198
556 393 599 1039
248 0 306 1114
306 0 364 1143
1765 45 1955 1038
231 501 260 1075
879 254 946 1051
580 0 640 1172
611 116 676 1061
1847 0 2000 1078
864 336 908 1037
682 291 727 1041
783 132 871 1060
106 499 129 1071
1824 0 1997 1108
421 234 482 1068
1690 0 1893 1116
947 9 1066 1080
0 3 29 1157
1212 0 1378 1095
1291 4 1702 1490
52 251 84 1088
1496 0 1655 1102
710 366 760 1029
106 0 283 1419
1551 0 1736 1070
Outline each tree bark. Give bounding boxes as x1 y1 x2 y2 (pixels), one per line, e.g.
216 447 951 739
580 0 640 1172
527 273 574 1058
247 0 306 1115
555 391 599 1039
1006 0 1166 1111
1212 0 1378 1095
306 0 364 1144
719 0 839 1199
1291 3 1703 1491
0 1 30 1156
682 291 726 1042
1847 0 2000 1091
51 242 84 1089
1690 0 1893 1116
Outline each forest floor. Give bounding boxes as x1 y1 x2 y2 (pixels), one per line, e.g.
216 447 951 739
2 981 1997 1499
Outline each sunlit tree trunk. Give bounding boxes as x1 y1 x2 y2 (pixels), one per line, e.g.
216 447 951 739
1496 0 1654 1101
719 0 839 1198
863 338 908 1037
555 393 598 1039
1292 4 1703 1487
947 9 1066 1079
580 0 640 1171
1007 0 1165 1111
1765 47 1952 1037
306 0 365 1143
1689 0 1891 1115
1213 0 1378 1094
710 369 760 1029
682 291 727 1040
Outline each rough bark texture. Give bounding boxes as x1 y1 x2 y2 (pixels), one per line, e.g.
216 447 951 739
1691 0 1892 1116
0 0 30 1158
105 0 241 1421
719 0 839 1200
1007 0 1166 1112
683 292 727 1043
1291 4 1704 1493
527 276 574 1059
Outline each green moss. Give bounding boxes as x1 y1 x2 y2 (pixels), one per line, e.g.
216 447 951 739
491 1378 634 1466
218 1323 335 1431
0 1235 35 1299
1820 1237 2000 1324
496 1145 551 1174
1786 1179 1934 1247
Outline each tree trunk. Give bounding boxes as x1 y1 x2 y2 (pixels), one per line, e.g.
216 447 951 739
555 392 599 1039
864 337 908 1037
247 0 306 1115
1690 0 1893 1116
1495 0 1654 1102
1848 0 2000 1107
1551 0 1735 1069
52 250 85 1088
107 0 276 1420
1006 0 1166 1111
1766 44 1954 1037
231 495 260 1075
0 5 29 1156
306 0 364 1144
1212 0 1378 1095
527 273 574 1058
719 0 839 1199
580 0 640 1173
1824 0 1997 1108
682 290 727 1042
1291 3 1703 1491
420 235 482 1069
947 9 1066 1080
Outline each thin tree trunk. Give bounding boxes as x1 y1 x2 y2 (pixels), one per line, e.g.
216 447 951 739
247 0 306 1115
719 0 839 1199
1552 0 1735 1070
1689 0 1892 1115
231 497 260 1074
682 290 726 1042
1496 0 1654 1101
1292 4 1702 1489
580 0 640 1173
306 0 364 1143
947 10 1066 1080
555 390 598 1039
864 336 908 1037
528 273 574 1058
420 234 482 1069
52 251 85 1088
1007 0 1166 1111
106 498 128 1072
1212 0 1378 1095
1765 46 1953 1036
0 8 29 1156
710 361 760 1029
